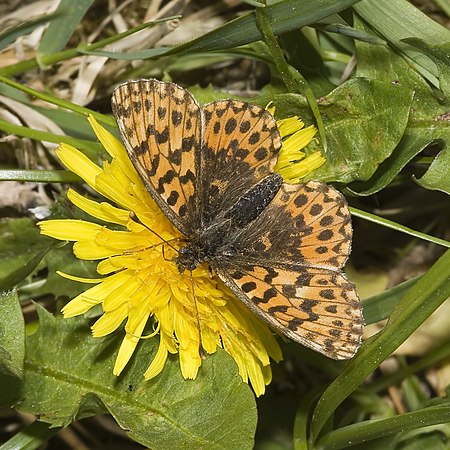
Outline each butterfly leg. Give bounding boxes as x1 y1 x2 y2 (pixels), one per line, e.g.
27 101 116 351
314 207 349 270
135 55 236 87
189 270 207 360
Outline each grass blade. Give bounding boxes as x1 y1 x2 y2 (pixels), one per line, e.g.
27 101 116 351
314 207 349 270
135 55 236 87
310 248 450 441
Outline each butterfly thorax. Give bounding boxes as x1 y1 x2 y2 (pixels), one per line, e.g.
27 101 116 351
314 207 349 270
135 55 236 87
176 244 206 272
175 174 284 273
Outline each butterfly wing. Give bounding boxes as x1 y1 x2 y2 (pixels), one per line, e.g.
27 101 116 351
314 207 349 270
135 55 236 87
212 181 363 359
199 100 281 226
112 83 282 234
227 181 353 268
111 79 202 235
214 263 363 359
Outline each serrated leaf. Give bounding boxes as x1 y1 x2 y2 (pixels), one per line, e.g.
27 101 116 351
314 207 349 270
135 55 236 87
0 290 24 378
16 306 256 449
313 78 413 182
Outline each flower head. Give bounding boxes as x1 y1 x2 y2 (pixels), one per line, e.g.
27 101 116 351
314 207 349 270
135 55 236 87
273 115 325 183
39 106 319 396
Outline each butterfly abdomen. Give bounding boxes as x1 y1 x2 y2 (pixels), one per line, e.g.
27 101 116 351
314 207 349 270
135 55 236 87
223 174 283 228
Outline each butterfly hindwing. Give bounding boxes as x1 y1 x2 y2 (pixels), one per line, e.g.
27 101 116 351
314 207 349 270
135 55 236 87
226 181 353 269
112 79 202 234
212 179 363 359
215 263 363 359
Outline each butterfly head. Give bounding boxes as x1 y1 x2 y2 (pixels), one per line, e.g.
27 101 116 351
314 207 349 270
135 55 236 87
176 245 204 273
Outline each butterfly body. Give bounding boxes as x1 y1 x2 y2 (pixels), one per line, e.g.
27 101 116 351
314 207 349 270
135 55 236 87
112 79 364 360
176 173 283 272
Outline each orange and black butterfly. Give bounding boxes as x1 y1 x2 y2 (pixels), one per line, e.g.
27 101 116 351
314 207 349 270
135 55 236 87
111 79 363 359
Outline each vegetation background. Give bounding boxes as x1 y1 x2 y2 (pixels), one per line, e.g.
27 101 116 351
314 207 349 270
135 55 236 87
0 0 449 449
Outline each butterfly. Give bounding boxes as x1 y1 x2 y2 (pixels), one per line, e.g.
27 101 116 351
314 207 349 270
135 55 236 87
111 79 363 360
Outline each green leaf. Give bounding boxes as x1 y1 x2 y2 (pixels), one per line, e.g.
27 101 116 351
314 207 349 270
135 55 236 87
367 339 450 394
347 134 436 196
79 46 172 60
349 15 450 195
354 0 450 90
0 169 81 183
37 0 94 58
269 78 413 183
0 421 61 450
0 118 103 159
0 291 24 379
434 0 450 17
315 78 413 182
15 306 257 449
362 276 420 325
0 217 96 300
280 29 335 97
403 38 450 96
349 207 450 249
415 146 450 195
178 0 361 52
391 425 450 450
0 75 113 126
293 387 323 450
310 248 450 441
36 244 99 300
0 219 51 290
0 243 56 292
313 23 386 45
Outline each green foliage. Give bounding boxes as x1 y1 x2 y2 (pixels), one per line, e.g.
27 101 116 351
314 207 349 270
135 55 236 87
415 146 450 195
0 291 24 379
37 0 95 58
348 14 450 196
311 248 450 442
2 306 256 449
0 0 449 449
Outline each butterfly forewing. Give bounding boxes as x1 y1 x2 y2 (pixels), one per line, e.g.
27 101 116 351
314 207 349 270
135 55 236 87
112 79 202 234
216 264 363 359
200 100 281 225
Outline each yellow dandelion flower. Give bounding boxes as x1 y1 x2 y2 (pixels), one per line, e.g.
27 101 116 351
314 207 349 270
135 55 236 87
38 105 320 397
273 115 325 183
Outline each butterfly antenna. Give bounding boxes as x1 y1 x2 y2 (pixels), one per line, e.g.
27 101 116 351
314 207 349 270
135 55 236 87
190 270 206 360
129 211 180 253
